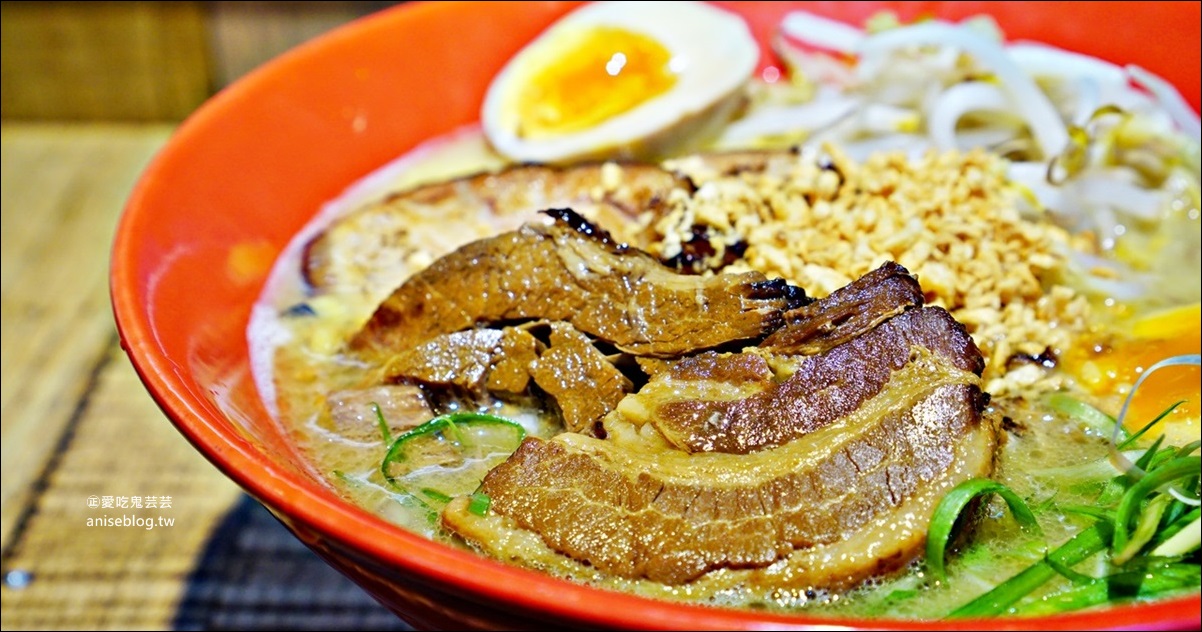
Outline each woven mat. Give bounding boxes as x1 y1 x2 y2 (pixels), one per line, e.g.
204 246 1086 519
172 497 410 631
0 342 410 631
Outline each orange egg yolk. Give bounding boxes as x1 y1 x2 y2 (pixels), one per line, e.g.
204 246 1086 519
514 26 676 139
1068 303 1200 441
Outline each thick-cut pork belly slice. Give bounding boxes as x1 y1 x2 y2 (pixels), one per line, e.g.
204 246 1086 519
443 353 993 589
351 209 794 359
759 261 925 356
619 306 983 454
303 162 689 300
529 323 632 434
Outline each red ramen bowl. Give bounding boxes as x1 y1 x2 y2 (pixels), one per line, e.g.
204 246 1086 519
111 2 1201 629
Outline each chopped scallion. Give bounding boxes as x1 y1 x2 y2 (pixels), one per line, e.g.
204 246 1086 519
950 522 1113 618
379 412 525 508
421 488 453 505
1048 392 1124 439
468 491 492 517
1152 515 1202 557
926 479 1040 582
1112 456 1201 560
370 402 392 445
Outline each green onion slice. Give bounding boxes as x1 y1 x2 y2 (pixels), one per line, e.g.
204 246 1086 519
370 402 393 445
1120 402 1185 451
950 522 1113 618
468 491 492 517
1048 392 1124 440
380 412 526 503
1110 354 1201 477
1112 455 1202 560
926 479 1041 582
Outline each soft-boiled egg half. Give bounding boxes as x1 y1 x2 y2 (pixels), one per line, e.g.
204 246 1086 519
481 1 759 164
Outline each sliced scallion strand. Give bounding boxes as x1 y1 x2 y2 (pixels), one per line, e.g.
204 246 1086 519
1110 354 1201 475
420 488 453 505
1155 505 1201 549
370 402 392 445
926 479 1040 582
1009 558 1200 616
949 521 1113 618
1058 504 1113 522
468 491 492 517
1112 455 1202 560
379 412 526 489
1044 553 1100 585
1152 514 1201 557
1133 435 1168 472
1118 401 1184 450
1048 392 1125 440
1112 493 1173 565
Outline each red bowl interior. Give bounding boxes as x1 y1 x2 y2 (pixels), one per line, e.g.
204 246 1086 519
111 1 1201 629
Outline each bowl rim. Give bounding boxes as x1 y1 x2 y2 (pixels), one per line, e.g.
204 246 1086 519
111 1 1202 629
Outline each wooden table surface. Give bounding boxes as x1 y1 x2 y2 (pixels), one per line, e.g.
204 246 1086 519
0 123 407 631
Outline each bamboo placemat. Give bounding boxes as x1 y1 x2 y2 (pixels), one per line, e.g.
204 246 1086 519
0 341 411 631
172 496 410 631
1 124 411 631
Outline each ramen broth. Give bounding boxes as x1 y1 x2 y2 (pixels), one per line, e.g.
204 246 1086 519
250 8 1200 617
249 124 1199 617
